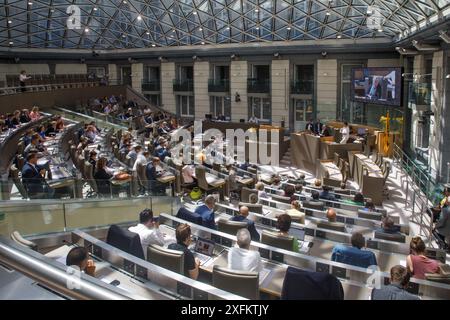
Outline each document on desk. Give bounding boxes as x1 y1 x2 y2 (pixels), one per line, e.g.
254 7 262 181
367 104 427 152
259 267 271 285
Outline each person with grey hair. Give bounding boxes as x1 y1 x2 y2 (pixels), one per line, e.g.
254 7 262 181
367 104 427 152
227 228 262 272
194 195 217 229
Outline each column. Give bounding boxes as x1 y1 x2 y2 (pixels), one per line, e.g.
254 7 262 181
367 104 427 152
160 62 176 114
410 55 426 151
316 59 337 122
131 63 144 93
194 61 210 120
271 60 290 127
107 64 118 84
230 60 248 122
430 51 444 180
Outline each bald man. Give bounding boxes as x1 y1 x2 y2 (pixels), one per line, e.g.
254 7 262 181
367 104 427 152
325 208 346 229
230 206 260 241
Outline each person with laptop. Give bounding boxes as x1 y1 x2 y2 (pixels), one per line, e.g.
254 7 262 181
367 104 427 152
128 209 166 259
228 229 262 273
194 195 217 230
331 232 377 268
168 223 200 280
230 206 260 241
371 265 420 300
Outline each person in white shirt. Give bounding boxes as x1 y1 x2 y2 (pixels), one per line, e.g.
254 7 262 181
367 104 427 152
133 150 150 172
182 164 195 184
248 115 259 124
19 70 31 92
340 122 350 144
228 228 262 273
129 209 166 258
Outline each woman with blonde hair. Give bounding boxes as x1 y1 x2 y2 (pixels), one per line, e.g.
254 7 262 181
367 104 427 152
29 106 41 121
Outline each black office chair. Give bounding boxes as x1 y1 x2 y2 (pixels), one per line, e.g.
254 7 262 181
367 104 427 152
217 219 248 236
147 244 184 274
357 209 383 221
303 201 325 211
374 230 406 243
106 224 145 259
281 266 344 300
261 230 294 251
271 194 292 204
212 265 259 299
317 221 347 233
176 207 202 225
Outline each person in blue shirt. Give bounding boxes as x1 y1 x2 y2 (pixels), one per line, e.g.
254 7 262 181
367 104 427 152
194 195 217 230
230 206 260 241
319 185 336 201
331 232 377 268
376 216 401 235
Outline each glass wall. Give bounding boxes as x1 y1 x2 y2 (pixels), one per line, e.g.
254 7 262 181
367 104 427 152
210 96 231 119
248 97 271 123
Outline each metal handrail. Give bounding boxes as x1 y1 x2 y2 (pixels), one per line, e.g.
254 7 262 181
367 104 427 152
0 236 132 300
392 143 437 246
0 81 101 96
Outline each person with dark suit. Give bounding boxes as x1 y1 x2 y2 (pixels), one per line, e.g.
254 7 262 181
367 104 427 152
194 195 217 230
313 119 323 135
21 152 53 199
435 198 450 251
230 206 260 241
145 157 166 195
94 157 113 197
305 119 313 132
320 124 331 137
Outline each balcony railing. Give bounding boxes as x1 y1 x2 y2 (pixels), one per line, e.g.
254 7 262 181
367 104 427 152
208 79 230 92
290 80 314 95
247 78 270 93
141 80 161 92
173 79 194 92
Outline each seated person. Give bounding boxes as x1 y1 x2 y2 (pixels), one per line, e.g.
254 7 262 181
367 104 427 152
88 150 97 175
320 124 331 137
181 164 195 185
326 208 345 227
331 232 377 268
228 229 262 273
294 184 303 195
310 190 321 202
406 236 441 280
23 133 46 158
168 223 200 280
314 179 322 188
283 184 296 201
276 214 299 252
194 195 217 229
66 247 96 277
376 216 401 235
320 185 336 201
344 192 365 206
255 182 269 200
146 157 167 195
21 152 54 199
84 125 97 143
371 265 420 300
129 209 166 258
248 193 259 204
285 200 305 224
296 173 307 186
363 201 376 211
94 157 113 197
272 176 282 189
230 206 260 241
45 121 57 137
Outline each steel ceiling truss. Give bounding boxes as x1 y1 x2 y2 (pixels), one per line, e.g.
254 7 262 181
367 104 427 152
0 0 448 49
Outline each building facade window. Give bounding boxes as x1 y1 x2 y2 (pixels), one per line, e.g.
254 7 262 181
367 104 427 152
177 95 195 117
210 96 231 119
248 97 271 122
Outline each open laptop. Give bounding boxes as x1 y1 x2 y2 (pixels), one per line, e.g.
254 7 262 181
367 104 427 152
193 237 215 266
289 228 312 253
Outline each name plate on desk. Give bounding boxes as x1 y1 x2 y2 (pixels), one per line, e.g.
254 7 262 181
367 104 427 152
123 259 135 274
406 282 420 295
305 228 315 237
316 262 330 274
332 266 347 279
336 216 345 223
136 265 148 280
367 239 379 250
346 218 355 225
261 217 271 226
259 248 270 259
316 230 326 239
92 245 103 259
271 251 284 263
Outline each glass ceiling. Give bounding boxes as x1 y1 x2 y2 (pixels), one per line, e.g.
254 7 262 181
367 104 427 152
0 0 448 49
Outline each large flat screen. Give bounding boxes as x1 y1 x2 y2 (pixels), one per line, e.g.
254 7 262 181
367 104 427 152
351 67 402 106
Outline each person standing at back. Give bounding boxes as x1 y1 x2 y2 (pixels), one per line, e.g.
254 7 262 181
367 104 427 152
19 70 31 92
228 229 262 272
340 122 350 144
371 265 420 300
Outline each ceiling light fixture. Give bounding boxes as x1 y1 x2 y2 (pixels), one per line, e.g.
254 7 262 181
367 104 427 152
137 15 142 21
337 34 342 39
9 41 13 45
199 27 203 31
152 44 156 47
28 1 33 5
193 11 197 15
255 8 259 12
326 11 330 16
446 74 450 79
84 28 89 32
93 7 97 11
201 41 205 45
8 20 12 24
287 26 291 30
